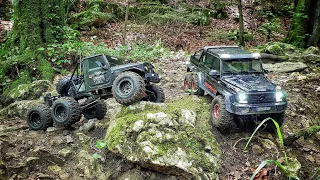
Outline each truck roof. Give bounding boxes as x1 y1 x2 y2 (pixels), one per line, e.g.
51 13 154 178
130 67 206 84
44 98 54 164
204 46 260 60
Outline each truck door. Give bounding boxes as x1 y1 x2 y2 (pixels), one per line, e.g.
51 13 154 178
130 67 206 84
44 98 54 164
200 53 220 95
86 55 112 90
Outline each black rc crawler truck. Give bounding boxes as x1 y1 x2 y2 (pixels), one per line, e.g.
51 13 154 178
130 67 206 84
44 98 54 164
27 54 165 130
185 46 287 133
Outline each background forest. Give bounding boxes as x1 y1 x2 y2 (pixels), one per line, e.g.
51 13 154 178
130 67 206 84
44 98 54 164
0 0 320 179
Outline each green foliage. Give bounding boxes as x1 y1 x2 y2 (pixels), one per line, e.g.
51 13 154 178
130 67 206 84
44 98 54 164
96 141 106 149
227 29 255 42
311 167 320 180
70 4 115 29
146 8 212 26
245 118 301 179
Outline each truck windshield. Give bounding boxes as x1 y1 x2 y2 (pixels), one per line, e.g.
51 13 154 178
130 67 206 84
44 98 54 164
222 59 262 75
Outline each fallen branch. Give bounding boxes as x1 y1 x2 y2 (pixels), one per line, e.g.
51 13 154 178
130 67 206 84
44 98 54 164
284 125 320 146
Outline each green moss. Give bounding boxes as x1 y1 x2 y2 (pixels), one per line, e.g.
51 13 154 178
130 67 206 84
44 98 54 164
38 56 54 80
106 96 220 175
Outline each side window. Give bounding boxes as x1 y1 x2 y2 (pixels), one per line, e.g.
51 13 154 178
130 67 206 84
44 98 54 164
204 54 215 69
89 58 106 69
212 57 220 71
194 49 204 62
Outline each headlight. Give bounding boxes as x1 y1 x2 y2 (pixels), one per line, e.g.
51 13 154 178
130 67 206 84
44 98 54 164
238 93 248 103
276 91 284 102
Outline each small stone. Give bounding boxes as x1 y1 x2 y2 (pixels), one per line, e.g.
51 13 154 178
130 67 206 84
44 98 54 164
62 130 69 136
66 135 74 144
59 173 70 180
46 127 56 132
245 161 251 167
297 76 307 81
26 157 39 162
204 145 212 153
80 120 96 133
252 144 263 155
306 155 315 162
132 120 144 132
48 165 61 172
315 87 320 92
58 149 72 158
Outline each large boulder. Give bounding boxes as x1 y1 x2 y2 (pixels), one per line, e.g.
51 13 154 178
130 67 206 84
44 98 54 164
1 80 55 106
263 62 308 73
263 42 297 56
0 100 42 119
105 96 220 179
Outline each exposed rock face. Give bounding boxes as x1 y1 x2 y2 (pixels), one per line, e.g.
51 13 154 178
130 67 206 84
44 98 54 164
1 80 55 106
106 97 221 179
0 100 42 119
263 62 308 73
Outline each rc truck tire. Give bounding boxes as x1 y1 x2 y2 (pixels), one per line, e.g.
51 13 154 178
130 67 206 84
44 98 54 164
191 73 205 96
265 112 285 131
27 104 53 130
83 98 107 120
56 76 72 96
184 73 193 94
112 71 146 106
210 95 236 134
145 84 165 103
51 97 81 126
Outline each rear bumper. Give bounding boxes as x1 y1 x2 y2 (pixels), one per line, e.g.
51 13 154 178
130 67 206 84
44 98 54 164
229 101 287 115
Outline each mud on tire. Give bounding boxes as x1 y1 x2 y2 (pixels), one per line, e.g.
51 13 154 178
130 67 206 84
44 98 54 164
51 97 81 126
191 73 205 96
210 95 236 134
145 84 165 103
112 71 146 106
83 98 107 120
56 76 72 96
27 104 53 130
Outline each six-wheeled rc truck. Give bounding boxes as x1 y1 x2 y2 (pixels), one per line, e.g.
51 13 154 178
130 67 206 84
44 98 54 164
27 54 165 130
185 46 287 133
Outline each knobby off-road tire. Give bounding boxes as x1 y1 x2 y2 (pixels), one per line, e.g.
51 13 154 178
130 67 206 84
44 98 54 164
83 98 107 120
191 73 205 96
56 76 72 96
145 84 165 103
51 97 81 126
27 104 53 130
112 71 146 106
210 95 236 134
184 73 193 94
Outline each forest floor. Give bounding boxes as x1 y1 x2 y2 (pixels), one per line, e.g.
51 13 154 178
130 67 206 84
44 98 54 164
1 3 319 179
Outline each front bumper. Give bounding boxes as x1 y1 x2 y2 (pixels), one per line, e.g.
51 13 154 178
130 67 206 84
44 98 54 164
145 72 161 83
230 101 287 115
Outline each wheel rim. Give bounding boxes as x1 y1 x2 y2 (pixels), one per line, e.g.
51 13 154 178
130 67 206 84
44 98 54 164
213 104 220 118
29 112 41 127
191 81 195 91
118 79 133 96
185 80 189 91
54 105 67 122
85 106 97 117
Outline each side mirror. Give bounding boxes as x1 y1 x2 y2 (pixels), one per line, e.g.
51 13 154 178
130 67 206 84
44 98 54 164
209 70 218 76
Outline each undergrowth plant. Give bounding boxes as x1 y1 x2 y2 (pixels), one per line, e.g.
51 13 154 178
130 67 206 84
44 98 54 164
244 117 300 180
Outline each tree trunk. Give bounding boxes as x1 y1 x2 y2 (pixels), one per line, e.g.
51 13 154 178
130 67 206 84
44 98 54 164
307 0 320 46
238 0 245 47
285 0 320 47
0 0 66 86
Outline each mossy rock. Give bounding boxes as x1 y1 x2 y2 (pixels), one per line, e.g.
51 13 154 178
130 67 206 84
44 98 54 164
303 46 320 55
0 99 43 119
106 96 220 179
2 80 55 106
263 42 297 56
70 4 115 29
